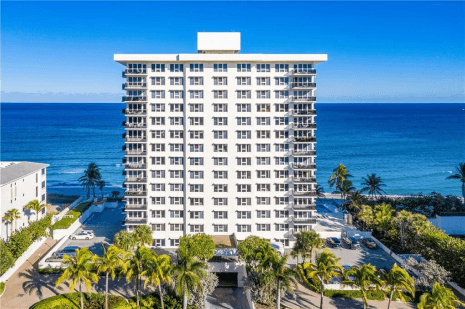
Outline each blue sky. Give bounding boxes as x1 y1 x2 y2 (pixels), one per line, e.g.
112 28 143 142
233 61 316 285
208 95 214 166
1 1 464 103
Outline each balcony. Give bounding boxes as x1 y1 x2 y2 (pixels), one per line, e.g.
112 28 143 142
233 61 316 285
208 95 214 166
123 121 147 129
122 83 147 90
293 217 317 224
125 163 147 169
122 69 147 77
125 190 147 197
292 150 317 156
124 204 147 211
125 177 147 183
122 96 147 102
293 190 317 196
292 176 317 183
291 82 316 89
291 163 317 169
291 68 317 75
290 137 317 143
124 217 148 224
291 96 316 102
292 204 317 210
291 123 317 129
125 137 147 143
125 150 147 156
291 109 317 116
124 109 147 115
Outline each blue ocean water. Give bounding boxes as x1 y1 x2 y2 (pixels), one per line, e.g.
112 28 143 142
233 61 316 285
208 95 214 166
1 103 464 196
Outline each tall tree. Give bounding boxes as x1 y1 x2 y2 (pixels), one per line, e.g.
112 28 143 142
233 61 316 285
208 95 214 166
78 162 101 198
259 252 297 309
358 206 374 230
361 173 386 199
316 184 325 198
291 230 323 265
298 248 344 309
123 246 152 307
417 282 465 309
142 253 172 309
373 204 395 237
97 180 106 200
94 245 125 309
2 208 21 236
113 230 137 252
173 247 208 309
348 190 366 213
238 236 273 271
335 179 356 201
446 162 465 199
133 225 153 248
328 164 353 193
382 263 415 309
178 233 216 261
55 248 98 309
25 199 46 221
343 264 385 309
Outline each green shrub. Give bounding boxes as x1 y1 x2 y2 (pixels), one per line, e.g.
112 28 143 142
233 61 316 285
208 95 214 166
7 229 32 258
38 268 65 274
0 282 5 295
0 242 15 275
51 202 92 230
30 292 127 309
324 289 386 301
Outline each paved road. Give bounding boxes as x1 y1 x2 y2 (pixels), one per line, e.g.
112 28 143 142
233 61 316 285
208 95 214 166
206 288 250 309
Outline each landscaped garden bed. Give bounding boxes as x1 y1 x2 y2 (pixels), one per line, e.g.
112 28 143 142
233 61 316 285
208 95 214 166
30 292 128 309
51 202 92 230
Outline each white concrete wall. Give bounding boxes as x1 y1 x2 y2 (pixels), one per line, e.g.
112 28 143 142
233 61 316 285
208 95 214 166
435 216 465 235
51 196 86 225
52 201 95 240
209 261 246 287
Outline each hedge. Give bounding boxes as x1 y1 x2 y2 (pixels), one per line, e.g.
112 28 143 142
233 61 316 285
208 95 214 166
0 242 14 275
38 268 65 274
323 290 386 301
30 292 128 309
51 202 92 230
0 282 5 296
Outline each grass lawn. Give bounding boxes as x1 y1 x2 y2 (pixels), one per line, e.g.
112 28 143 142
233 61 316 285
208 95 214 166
51 202 92 230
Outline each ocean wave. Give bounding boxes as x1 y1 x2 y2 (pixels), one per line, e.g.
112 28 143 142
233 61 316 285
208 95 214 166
59 169 83 174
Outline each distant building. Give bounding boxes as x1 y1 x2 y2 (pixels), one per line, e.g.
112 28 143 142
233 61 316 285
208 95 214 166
115 32 327 248
1 161 49 240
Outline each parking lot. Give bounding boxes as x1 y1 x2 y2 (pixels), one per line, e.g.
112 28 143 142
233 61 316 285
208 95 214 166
57 202 126 256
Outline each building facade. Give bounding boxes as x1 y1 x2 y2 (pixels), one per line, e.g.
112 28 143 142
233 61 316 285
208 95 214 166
1 161 49 241
115 32 327 248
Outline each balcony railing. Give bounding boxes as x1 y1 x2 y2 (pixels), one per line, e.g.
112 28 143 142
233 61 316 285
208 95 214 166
125 163 147 169
125 150 146 155
292 68 317 75
292 163 317 169
292 177 317 183
291 109 317 116
122 83 147 90
125 137 147 142
124 204 147 210
293 191 317 196
291 96 316 102
122 69 147 77
125 177 147 182
123 122 147 128
125 190 147 196
124 109 147 115
292 204 317 210
124 217 148 224
122 96 147 102
291 123 317 129
291 137 317 143
291 82 316 88
293 218 317 224
292 150 317 156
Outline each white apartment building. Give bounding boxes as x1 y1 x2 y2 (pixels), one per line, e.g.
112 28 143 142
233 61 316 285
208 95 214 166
115 32 327 248
1 161 49 240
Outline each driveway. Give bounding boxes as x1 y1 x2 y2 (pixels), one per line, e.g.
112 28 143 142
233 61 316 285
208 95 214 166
206 288 250 309
58 202 126 256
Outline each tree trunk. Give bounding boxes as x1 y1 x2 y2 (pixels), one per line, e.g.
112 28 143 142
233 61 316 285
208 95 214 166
159 284 165 309
136 275 140 307
387 290 393 309
277 281 281 309
183 293 187 309
320 282 324 309
80 282 84 309
105 272 109 309
36 212 39 222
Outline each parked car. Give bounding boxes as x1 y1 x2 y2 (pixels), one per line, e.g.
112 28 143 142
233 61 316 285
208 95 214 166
52 246 81 259
326 237 341 248
69 230 94 240
271 242 285 256
342 237 360 249
361 237 377 249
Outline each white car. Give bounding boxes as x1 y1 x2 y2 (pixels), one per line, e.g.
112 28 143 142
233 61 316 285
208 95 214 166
69 230 94 240
271 242 285 256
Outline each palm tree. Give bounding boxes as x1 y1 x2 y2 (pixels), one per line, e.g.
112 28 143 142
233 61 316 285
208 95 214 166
446 162 465 199
373 204 395 237
361 173 386 199
94 245 125 309
123 246 152 307
78 162 101 198
172 247 208 309
349 190 366 212
291 230 323 265
417 282 465 309
25 199 46 221
316 184 325 198
2 208 21 236
111 191 120 199
328 164 353 193
97 180 106 200
335 179 356 201
142 253 172 309
133 225 153 248
55 248 99 309
382 263 414 309
259 252 297 309
358 205 374 230
298 249 344 309
114 230 137 252
395 210 413 252
343 264 385 309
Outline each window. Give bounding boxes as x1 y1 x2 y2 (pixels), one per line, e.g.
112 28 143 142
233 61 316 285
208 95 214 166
170 224 183 232
213 104 228 112
257 224 271 232
170 64 183 72
213 90 227 99
237 117 251 126
237 131 251 139
237 198 251 206
170 170 184 179
170 184 184 191
256 210 271 218
190 171 204 179
237 63 251 72
151 64 165 72
170 117 184 125
275 210 289 218
151 210 165 218
213 131 228 139
256 144 271 152
189 90 203 99
275 157 289 165
275 183 289 191
275 131 289 139
170 104 183 112
275 197 289 205
151 183 165 192
189 117 204 125
151 157 165 165
275 77 289 86
237 77 251 85
190 63 203 72
152 117 165 125
237 211 251 219
190 211 204 219
213 198 228 206
127 63 146 73
151 77 165 85
256 64 270 72
190 184 204 192
170 144 183 152
170 239 180 246
213 117 228 126
190 198 204 206
152 197 165 205
275 91 289 99
275 117 289 126
256 131 270 139
213 77 227 85
257 170 271 178
152 130 165 139
42 168 45 175
275 64 289 72
170 210 184 218
189 77 204 85
190 225 204 233
151 170 165 179
153 239 166 247
214 225 228 232
214 63 227 72
189 144 204 152
170 90 184 99
256 77 270 85
189 157 204 166
152 144 165 152
213 157 228 166
237 184 251 192
236 171 251 179
170 197 184 205
237 157 251 166
256 184 270 191
169 77 183 85
237 144 251 152
189 104 204 112
170 157 183 165
256 91 270 99
213 144 228 152
294 63 314 72
237 225 252 233
213 184 228 192
275 143 289 152
275 170 289 178
256 117 270 126
275 103 289 112
256 104 270 112
214 171 228 179
275 224 289 232
237 90 251 99
257 197 270 205
237 104 251 112
151 90 165 99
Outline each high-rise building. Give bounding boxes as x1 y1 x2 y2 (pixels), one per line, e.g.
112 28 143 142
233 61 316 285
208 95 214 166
115 32 327 248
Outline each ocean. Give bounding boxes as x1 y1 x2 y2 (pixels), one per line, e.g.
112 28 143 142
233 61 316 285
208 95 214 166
1 103 464 196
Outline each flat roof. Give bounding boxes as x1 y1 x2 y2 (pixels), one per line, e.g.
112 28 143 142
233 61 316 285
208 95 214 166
0 161 49 186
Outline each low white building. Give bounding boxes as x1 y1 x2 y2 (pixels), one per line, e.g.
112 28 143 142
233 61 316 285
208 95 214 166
1 161 49 240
